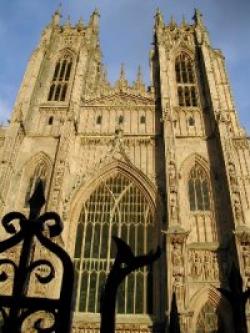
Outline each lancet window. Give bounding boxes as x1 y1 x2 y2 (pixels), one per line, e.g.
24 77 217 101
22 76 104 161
48 54 73 102
25 161 48 206
74 172 155 314
175 53 198 107
188 164 210 211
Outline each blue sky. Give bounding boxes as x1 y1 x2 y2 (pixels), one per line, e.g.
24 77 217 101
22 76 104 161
0 0 249 132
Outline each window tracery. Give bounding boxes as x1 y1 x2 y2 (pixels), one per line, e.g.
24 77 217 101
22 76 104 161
74 172 155 314
188 164 210 211
175 53 198 107
48 54 73 102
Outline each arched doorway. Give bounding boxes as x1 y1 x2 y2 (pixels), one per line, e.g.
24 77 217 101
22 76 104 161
73 171 156 314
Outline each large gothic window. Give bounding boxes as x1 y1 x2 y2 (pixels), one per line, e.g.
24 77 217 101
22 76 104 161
196 302 223 333
25 161 48 206
188 165 210 211
175 53 198 107
48 54 73 102
74 172 155 314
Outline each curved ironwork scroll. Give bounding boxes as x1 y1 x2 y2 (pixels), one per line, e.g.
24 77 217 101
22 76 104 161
0 181 74 333
100 236 161 333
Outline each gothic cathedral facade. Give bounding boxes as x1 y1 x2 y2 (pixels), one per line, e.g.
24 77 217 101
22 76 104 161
0 8 250 333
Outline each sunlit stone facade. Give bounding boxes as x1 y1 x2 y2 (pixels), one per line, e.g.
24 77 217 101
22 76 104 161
0 8 250 333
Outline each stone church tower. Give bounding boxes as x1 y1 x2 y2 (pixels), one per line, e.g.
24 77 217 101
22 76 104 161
0 7 250 333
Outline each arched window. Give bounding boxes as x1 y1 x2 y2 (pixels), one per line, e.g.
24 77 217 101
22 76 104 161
175 53 198 107
96 115 102 125
140 115 146 124
74 172 155 314
48 54 73 102
25 162 48 207
188 165 210 211
118 115 124 125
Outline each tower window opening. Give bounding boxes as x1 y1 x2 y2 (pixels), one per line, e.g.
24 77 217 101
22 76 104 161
61 84 67 101
118 115 124 124
48 116 54 125
188 117 195 126
48 84 55 101
140 115 146 124
54 84 61 101
175 53 198 107
96 115 102 125
48 55 73 102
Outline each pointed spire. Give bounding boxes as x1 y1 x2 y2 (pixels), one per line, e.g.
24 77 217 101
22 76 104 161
89 8 100 29
155 7 164 27
193 8 210 45
181 15 187 28
76 17 84 30
136 65 143 84
51 3 62 25
119 63 126 81
193 8 204 26
134 65 145 92
116 63 128 90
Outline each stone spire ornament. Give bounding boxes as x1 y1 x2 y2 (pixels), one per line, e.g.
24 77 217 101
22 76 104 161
51 3 62 26
155 7 164 27
116 63 128 90
76 17 84 30
193 8 204 26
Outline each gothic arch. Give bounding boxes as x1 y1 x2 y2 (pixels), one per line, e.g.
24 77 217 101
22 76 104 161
67 160 161 254
189 286 234 333
53 47 76 60
178 154 217 241
67 161 163 315
172 47 195 60
180 153 210 182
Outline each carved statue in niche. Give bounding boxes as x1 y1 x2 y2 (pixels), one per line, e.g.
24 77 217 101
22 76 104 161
171 242 184 279
171 238 185 309
213 252 219 280
170 192 178 221
168 160 177 190
233 192 243 223
188 250 222 281
228 161 238 191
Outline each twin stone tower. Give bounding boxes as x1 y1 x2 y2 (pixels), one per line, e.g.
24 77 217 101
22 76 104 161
0 7 250 333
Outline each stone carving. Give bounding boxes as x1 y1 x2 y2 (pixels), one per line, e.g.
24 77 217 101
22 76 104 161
172 242 184 279
233 192 244 224
169 160 177 189
188 249 227 281
168 230 188 310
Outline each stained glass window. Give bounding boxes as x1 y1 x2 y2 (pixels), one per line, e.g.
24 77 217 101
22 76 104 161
175 53 198 107
74 172 155 314
188 165 210 211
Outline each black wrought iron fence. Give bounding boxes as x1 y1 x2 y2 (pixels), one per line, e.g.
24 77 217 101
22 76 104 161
0 181 74 333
